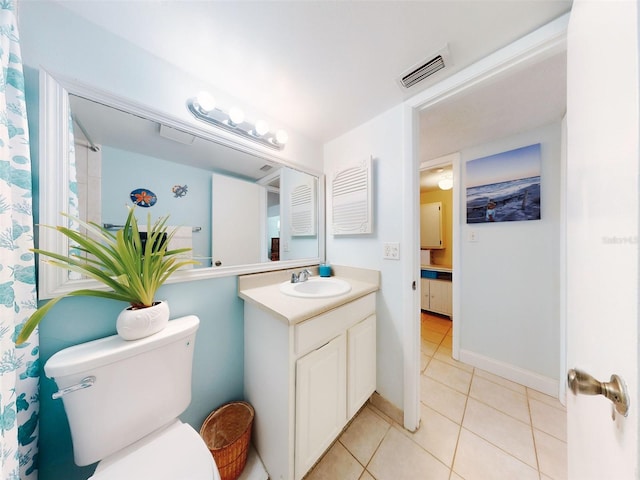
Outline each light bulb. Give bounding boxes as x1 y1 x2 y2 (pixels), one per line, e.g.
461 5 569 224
196 91 216 113
228 107 245 125
438 178 453 190
275 129 289 145
254 120 269 136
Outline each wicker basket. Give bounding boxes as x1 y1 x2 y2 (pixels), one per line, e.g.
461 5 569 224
200 401 255 480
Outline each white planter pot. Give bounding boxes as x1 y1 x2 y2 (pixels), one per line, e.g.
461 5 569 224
116 301 170 341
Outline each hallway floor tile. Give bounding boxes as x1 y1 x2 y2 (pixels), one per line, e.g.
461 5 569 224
305 312 567 480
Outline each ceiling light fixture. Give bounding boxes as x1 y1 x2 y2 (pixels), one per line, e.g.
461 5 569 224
438 176 453 190
187 93 287 150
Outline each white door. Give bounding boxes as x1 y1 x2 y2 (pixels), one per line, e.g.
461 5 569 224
211 173 265 267
566 1 639 478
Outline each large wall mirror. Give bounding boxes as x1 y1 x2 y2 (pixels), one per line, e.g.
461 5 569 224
38 69 324 299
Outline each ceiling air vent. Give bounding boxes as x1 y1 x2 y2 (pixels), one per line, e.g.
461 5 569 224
398 45 451 90
400 56 445 88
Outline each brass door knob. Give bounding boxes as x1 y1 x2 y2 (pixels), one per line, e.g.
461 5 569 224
568 368 629 417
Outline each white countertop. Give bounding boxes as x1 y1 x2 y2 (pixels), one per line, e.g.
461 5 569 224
238 265 380 325
420 264 453 273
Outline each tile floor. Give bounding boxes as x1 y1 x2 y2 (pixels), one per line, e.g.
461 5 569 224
305 312 567 480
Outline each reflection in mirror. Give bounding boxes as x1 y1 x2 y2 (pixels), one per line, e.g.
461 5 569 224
38 70 324 299
263 173 281 261
69 94 320 269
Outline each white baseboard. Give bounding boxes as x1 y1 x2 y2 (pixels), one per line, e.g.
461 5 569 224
459 349 560 398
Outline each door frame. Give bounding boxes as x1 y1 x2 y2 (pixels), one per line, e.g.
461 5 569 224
419 153 461 361
401 12 570 431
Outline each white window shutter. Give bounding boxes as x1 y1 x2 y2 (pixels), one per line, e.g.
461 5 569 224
331 157 373 235
290 177 317 236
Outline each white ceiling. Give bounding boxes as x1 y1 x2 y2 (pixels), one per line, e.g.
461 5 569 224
419 50 566 190
54 0 572 145
419 51 567 163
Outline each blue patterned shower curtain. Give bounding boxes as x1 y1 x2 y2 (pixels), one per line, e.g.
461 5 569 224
0 2 39 479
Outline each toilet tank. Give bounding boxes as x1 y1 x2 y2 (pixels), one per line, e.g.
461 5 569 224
44 315 200 466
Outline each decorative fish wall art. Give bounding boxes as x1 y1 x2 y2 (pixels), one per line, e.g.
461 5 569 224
172 184 188 198
130 188 157 207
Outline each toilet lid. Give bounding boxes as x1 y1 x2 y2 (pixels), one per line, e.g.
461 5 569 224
90 420 221 480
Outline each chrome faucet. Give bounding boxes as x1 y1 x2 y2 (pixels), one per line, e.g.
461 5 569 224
291 269 313 283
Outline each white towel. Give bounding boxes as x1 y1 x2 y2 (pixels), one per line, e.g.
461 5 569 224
168 226 194 269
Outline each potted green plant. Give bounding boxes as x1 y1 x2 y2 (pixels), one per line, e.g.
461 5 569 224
16 207 198 345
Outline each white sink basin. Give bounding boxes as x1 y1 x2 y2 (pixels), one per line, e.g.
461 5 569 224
279 277 352 298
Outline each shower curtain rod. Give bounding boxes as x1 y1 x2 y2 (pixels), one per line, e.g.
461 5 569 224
72 115 100 152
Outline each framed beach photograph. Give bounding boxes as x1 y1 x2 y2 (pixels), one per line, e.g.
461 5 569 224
466 143 541 223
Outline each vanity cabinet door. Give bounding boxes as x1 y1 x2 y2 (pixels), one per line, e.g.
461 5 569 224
295 334 347 480
429 280 452 316
347 314 376 418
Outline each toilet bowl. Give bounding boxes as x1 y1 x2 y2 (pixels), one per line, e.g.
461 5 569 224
90 420 220 480
44 315 221 479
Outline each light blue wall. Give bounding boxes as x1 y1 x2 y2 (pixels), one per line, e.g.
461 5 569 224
18 3 319 479
36 278 243 480
101 146 212 266
459 123 561 380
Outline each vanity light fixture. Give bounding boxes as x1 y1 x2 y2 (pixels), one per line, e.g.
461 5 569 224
195 91 216 113
187 92 287 150
253 120 269 137
275 129 289 145
227 107 245 126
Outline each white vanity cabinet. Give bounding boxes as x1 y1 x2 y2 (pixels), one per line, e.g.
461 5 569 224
244 293 376 480
421 278 452 317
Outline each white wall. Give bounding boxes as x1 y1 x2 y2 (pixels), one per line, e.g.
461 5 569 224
459 122 562 393
324 104 407 409
19 1 322 172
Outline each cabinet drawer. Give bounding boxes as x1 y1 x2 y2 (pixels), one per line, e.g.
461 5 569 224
295 293 375 357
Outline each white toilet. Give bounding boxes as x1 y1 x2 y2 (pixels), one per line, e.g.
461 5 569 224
44 315 222 480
